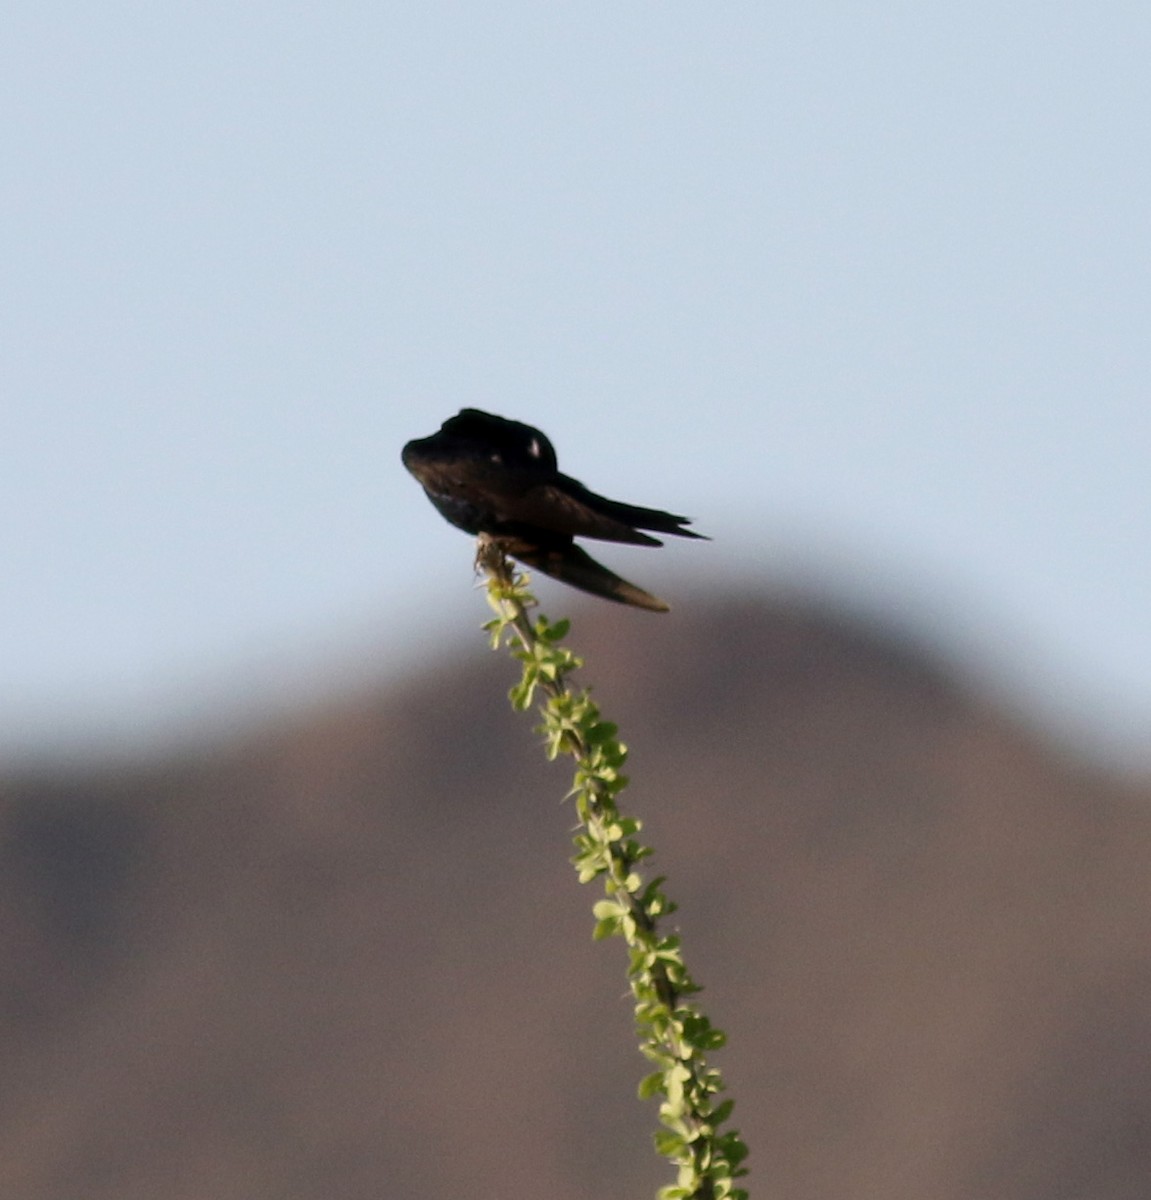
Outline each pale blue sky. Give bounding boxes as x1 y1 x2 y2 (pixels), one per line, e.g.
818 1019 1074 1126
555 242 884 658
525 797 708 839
3 4 1149 765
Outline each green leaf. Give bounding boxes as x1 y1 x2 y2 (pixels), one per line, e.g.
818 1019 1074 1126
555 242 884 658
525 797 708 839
637 1071 666 1100
652 1130 686 1158
709 1099 735 1126
719 1131 751 1167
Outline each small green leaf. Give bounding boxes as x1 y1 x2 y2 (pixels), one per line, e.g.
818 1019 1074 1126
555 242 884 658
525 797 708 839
652 1130 686 1158
710 1099 735 1127
637 1071 666 1100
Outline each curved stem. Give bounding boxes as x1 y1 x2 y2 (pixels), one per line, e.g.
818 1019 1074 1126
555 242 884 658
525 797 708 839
478 542 750 1200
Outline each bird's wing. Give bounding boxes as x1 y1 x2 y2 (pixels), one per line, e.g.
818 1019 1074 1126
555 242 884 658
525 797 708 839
508 540 670 612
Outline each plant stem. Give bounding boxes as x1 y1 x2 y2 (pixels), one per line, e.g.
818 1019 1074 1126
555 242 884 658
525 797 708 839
478 540 750 1200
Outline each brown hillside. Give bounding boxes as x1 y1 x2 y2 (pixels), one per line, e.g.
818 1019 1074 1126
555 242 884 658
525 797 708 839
2 593 1149 1200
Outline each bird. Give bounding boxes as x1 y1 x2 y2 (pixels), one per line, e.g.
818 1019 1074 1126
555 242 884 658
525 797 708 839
402 408 707 612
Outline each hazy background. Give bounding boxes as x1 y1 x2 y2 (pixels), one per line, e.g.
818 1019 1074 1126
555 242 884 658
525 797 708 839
4 2 1149 765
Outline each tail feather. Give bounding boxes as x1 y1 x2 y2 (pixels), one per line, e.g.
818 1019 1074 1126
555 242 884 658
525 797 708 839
594 498 708 540
556 475 709 542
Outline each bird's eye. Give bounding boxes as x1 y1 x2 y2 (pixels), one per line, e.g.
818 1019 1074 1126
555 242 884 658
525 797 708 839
528 438 541 458
489 452 502 464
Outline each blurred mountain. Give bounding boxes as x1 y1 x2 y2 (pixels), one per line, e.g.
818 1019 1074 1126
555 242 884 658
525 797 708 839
2 591 1149 1200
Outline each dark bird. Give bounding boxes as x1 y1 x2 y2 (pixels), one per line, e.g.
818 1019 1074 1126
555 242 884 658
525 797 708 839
402 408 707 612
